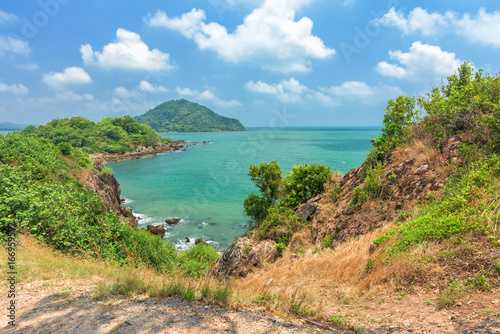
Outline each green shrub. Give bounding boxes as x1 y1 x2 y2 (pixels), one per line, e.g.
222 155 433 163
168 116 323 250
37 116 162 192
321 232 336 249
350 186 368 208
258 206 302 243
365 162 384 198
364 95 417 168
178 244 220 277
330 185 341 203
281 164 331 207
374 157 496 254
243 161 282 225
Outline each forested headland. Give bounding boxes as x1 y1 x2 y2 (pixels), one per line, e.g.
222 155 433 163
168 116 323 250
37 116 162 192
134 99 245 132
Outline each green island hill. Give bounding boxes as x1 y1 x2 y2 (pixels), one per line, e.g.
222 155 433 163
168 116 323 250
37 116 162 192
134 99 245 132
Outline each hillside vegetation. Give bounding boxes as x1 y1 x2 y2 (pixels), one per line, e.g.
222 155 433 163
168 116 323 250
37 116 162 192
205 62 500 330
134 99 245 132
21 115 170 154
0 118 219 279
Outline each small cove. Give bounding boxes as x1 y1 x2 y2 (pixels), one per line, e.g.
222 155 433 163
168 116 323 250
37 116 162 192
106 127 380 250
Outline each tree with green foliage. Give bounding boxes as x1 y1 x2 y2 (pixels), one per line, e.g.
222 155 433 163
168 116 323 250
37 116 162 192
364 95 417 168
243 161 282 226
22 115 171 154
281 164 331 207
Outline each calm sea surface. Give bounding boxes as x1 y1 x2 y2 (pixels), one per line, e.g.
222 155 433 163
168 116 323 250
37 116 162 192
104 127 381 250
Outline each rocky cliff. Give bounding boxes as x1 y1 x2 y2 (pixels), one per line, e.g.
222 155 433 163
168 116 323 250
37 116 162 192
209 136 462 279
84 160 137 227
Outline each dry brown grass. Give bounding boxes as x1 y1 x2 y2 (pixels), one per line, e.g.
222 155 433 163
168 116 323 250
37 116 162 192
1 235 231 305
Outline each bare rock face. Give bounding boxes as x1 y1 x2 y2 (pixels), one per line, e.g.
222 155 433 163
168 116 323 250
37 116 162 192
208 237 278 279
195 238 208 246
295 201 318 221
84 160 138 228
165 218 181 225
147 225 166 238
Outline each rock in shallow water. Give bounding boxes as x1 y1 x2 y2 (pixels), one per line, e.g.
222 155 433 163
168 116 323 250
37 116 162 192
147 225 166 238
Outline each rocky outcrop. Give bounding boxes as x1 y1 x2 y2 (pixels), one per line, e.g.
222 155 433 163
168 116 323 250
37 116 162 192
84 160 137 228
210 138 455 279
208 237 278 279
195 238 209 246
294 196 321 221
90 140 186 163
147 225 166 238
165 218 181 225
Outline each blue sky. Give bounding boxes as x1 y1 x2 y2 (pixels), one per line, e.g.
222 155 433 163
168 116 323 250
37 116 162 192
0 0 499 127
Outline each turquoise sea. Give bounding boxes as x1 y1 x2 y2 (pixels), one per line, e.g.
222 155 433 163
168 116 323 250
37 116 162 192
107 127 380 251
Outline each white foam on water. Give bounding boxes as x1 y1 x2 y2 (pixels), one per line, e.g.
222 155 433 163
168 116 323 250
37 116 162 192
135 213 155 226
122 198 133 205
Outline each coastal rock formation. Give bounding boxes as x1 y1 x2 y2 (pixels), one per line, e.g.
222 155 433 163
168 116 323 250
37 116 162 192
90 140 185 163
209 140 453 279
208 237 278 279
147 225 166 238
195 238 208 246
165 218 181 225
84 160 138 228
83 141 189 229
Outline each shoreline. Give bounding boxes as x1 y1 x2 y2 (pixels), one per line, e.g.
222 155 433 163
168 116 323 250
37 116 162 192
89 140 186 163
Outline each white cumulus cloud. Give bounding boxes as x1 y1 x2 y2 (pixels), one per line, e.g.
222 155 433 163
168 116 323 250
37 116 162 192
375 7 500 48
456 8 500 48
0 10 18 23
328 81 374 97
176 87 241 107
0 82 29 95
245 78 309 103
42 67 92 89
376 42 461 79
0 36 30 56
80 28 174 71
146 0 334 73
139 80 169 93
374 7 452 36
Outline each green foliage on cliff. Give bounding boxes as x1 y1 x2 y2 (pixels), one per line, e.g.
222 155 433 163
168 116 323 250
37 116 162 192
0 131 218 275
244 162 331 245
281 164 331 207
134 99 245 132
22 115 170 154
369 62 500 255
243 161 282 224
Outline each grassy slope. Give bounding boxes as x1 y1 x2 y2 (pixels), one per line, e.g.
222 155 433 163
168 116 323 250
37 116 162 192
226 63 500 330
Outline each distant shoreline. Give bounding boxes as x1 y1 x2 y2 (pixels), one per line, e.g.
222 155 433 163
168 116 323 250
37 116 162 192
90 140 186 163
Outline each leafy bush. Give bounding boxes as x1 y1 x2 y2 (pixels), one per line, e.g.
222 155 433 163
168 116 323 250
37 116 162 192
281 164 331 207
350 186 368 208
178 244 220 277
258 206 302 245
364 95 417 168
365 162 384 198
243 161 282 225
